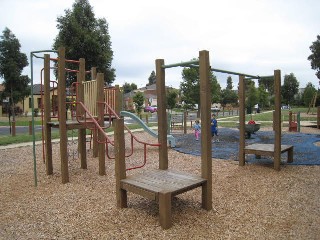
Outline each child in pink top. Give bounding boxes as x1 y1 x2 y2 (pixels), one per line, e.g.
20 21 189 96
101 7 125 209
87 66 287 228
193 120 201 140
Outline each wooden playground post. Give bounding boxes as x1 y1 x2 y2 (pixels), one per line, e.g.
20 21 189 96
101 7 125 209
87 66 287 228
97 73 106 175
114 117 128 208
183 111 187 134
288 111 292 126
57 47 69 184
238 75 246 166
156 59 168 170
288 111 298 132
11 121 16 136
78 58 87 169
91 67 97 80
44 54 53 175
29 120 32 135
307 93 317 114
274 69 281 171
317 106 320 129
199 50 212 210
115 85 121 116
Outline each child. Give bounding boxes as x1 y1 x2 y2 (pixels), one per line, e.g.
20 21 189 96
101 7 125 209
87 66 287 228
193 120 201 141
211 114 219 142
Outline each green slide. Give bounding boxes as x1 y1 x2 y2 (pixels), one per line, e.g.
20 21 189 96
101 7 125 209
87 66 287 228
120 111 176 148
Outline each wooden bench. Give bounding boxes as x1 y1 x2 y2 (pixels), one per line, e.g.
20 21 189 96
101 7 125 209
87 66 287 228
120 169 207 229
244 143 293 167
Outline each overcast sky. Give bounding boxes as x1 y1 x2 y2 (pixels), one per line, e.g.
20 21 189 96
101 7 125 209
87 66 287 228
0 0 319 90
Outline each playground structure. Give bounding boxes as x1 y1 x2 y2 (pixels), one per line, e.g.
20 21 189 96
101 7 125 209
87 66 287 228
237 122 261 139
169 111 198 134
154 61 295 170
31 47 163 184
288 111 300 132
28 47 298 229
318 106 320 129
307 92 317 114
237 70 293 170
179 61 294 170
115 51 212 229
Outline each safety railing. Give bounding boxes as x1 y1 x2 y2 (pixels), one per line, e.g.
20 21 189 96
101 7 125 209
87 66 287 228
75 101 160 171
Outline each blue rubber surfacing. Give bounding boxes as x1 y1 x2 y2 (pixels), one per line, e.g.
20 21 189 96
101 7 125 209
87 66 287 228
173 128 320 166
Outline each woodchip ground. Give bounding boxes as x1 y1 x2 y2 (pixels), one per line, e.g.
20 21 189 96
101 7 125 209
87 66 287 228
1 126 319 239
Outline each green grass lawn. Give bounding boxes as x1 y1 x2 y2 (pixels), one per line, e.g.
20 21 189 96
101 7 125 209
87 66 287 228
0 107 317 146
217 107 318 128
0 122 157 146
0 116 43 126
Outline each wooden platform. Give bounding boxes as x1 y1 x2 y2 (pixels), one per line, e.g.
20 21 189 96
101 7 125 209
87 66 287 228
244 143 293 167
120 169 207 229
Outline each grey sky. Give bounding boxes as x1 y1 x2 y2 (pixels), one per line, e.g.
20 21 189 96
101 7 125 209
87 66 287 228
0 0 319 89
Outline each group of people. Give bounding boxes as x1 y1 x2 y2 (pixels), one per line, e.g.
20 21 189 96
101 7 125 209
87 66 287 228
193 113 219 142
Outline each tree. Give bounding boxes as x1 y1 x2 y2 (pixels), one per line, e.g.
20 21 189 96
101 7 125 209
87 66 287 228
221 89 238 106
307 35 320 80
302 82 317 106
147 70 156 86
132 91 144 115
123 82 137 94
258 77 274 93
167 89 178 111
53 0 115 86
0 28 30 122
257 85 269 109
180 66 200 109
246 81 258 113
226 76 233 90
180 62 221 115
220 76 236 107
281 73 299 105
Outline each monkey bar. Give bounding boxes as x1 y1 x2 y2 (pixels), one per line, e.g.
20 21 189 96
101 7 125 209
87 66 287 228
211 67 259 79
160 58 274 80
162 60 199 69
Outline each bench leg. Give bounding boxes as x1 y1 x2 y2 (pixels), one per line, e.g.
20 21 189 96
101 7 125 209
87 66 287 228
274 156 281 171
287 148 293 163
201 182 212 210
117 189 127 208
159 191 172 229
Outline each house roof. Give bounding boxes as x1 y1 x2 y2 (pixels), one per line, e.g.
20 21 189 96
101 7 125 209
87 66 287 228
124 84 177 100
33 84 58 95
123 91 157 100
33 84 44 95
139 83 157 91
0 83 43 94
139 83 175 91
123 91 136 99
